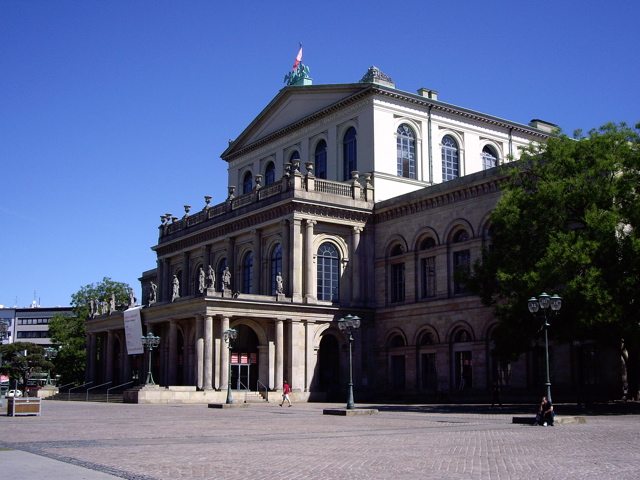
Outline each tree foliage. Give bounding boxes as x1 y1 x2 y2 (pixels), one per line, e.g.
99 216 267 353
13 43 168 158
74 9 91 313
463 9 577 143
48 277 131 385
0 342 54 394
467 122 640 398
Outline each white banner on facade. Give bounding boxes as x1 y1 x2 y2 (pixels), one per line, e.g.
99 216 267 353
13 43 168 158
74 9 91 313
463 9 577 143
123 306 144 355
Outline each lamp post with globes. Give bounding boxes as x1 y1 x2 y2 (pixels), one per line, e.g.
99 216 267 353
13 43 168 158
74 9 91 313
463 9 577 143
223 328 238 404
140 332 161 385
338 314 361 410
527 292 562 403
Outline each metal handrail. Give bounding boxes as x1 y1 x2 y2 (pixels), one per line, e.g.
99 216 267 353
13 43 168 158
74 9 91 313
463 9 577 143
58 382 74 391
106 381 133 403
68 381 93 401
86 381 112 401
256 379 268 401
238 381 249 403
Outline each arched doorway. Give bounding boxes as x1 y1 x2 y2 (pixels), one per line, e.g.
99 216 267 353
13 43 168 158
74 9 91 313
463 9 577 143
230 325 259 391
318 334 340 401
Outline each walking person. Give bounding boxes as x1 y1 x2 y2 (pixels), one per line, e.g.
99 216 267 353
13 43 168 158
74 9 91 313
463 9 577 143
280 380 292 407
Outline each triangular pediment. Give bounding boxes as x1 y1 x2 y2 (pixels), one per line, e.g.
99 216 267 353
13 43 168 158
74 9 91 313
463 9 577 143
222 84 372 160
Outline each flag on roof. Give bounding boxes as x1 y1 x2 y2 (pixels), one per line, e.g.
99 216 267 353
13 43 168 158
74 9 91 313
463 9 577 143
292 44 302 70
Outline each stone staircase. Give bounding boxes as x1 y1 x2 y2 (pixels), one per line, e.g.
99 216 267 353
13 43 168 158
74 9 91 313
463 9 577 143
243 391 269 403
46 391 124 403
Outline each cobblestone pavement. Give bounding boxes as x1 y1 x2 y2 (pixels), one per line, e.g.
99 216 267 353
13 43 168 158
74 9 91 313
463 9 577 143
1 401 639 480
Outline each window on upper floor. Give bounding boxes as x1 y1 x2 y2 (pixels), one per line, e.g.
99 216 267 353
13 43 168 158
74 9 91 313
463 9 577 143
421 257 436 298
315 140 327 179
452 229 470 294
397 124 416 179
389 244 405 303
482 145 498 170
317 242 339 302
442 135 459 182
242 171 253 194
343 127 357 181
264 161 276 185
270 244 283 295
242 252 253 294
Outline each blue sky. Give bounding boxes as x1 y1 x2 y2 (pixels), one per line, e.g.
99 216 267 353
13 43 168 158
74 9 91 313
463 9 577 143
2 1 639 308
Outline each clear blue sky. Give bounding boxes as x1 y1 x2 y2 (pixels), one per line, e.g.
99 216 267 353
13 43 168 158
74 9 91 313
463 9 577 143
2 1 638 308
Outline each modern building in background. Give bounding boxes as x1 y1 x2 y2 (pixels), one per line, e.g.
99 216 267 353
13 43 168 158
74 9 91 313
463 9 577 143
85 64 620 404
0 304 72 347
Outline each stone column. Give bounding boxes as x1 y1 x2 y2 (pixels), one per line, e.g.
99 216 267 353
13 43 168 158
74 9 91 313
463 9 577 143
213 316 221 389
305 219 317 302
219 316 230 390
225 237 236 292
163 258 171 302
181 251 190 296
252 228 262 294
204 315 213 390
352 226 362 303
157 258 164 302
275 319 284 391
105 330 114 382
195 315 204 390
290 219 303 302
168 319 178 385
85 334 94 383
305 320 314 392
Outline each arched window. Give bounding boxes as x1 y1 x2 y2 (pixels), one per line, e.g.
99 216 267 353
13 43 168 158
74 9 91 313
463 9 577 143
242 171 253 194
420 237 436 250
420 332 435 345
482 145 498 170
390 244 405 303
264 161 275 185
343 127 357 181
453 329 473 389
420 237 437 299
453 230 469 243
242 252 253 294
217 258 227 291
397 124 415 179
270 244 283 295
390 335 406 348
314 140 327 179
289 150 300 169
442 135 459 181
317 242 339 301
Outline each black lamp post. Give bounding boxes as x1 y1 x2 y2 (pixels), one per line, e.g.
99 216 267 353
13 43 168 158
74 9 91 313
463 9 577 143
338 314 361 410
140 332 161 385
527 292 562 403
223 328 237 404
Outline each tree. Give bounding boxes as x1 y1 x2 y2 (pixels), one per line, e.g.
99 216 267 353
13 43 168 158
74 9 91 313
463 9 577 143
468 122 640 400
48 277 132 385
0 342 54 394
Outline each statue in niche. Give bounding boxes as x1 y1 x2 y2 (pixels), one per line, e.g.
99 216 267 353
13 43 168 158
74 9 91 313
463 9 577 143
172 275 180 302
198 266 206 294
276 272 284 294
129 288 136 307
206 265 215 290
222 267 231 290
148 282 157 305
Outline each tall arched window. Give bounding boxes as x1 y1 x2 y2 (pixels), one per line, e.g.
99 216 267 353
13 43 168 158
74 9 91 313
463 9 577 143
390 244 405 303
397 124 415 179
343 127 357 181
264 161 275 185
270 244 283 295
482 145 498 170
442 135 459 182
315 140 327 179
242 252 253 294
317 242 339 301
242 171 253 194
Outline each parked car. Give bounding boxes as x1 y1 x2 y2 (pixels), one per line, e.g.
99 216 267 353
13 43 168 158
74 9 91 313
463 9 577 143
7 389 22 397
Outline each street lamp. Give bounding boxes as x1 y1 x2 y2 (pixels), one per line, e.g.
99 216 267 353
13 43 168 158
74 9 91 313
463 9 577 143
44 347 58 386
527 292 562 403
140 332 161 385
223 328 238 404
338 314 361 410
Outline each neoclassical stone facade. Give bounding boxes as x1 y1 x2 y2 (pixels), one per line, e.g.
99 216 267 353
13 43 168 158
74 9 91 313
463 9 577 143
85 67 620 403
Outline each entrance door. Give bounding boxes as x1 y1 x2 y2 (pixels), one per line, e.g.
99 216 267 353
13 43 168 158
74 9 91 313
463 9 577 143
231 364 251 390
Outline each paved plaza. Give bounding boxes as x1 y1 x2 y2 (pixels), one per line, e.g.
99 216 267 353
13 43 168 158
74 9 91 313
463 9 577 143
1 400 639 479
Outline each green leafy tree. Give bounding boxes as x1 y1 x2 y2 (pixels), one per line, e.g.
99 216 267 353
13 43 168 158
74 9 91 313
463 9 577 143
0 342 54 394
48 277 131 385
468 122 640 399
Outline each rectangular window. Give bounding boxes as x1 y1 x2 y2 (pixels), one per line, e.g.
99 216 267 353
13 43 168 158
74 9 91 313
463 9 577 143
455 351 472 389
421 257 436 298
391 263 405 303
453 249 470 294
421 353 437 390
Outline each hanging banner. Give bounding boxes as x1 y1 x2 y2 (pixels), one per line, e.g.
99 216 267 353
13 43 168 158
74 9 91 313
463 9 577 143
123 306 144 355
